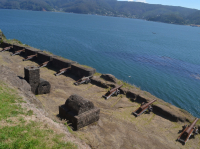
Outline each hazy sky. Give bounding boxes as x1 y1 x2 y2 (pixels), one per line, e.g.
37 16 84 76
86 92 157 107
118 0 200 10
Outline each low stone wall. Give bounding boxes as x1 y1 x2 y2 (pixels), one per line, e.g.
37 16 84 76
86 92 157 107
25 47 40 56
71 64 96 78
1 41 12 48
51 57 76 70
0 31 2 40
91 76 192 122
37 52 53 63
13 44 25 52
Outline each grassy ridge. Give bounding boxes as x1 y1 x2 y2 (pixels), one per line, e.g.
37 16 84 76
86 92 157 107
0 81 77 149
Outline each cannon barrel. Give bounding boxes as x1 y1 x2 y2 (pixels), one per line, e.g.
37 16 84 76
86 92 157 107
140 99 157 110
39 61 49 68
12 49 25 56
23 54 37 61
1 46 13 52
185 118 199 134
109 85 123 93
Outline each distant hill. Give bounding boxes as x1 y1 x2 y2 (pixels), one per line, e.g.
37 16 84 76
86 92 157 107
0 0 200 25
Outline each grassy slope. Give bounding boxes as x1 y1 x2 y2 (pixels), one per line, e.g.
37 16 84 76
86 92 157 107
0 81 77 149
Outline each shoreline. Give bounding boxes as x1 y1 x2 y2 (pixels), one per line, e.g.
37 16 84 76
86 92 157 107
1 30 200 148
0 30 197 121
0 8 200 27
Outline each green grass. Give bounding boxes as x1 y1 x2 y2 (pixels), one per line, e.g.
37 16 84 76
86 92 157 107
93 72 101 76
0 81 77 149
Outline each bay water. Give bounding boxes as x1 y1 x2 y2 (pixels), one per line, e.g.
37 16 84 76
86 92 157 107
0 9 200 117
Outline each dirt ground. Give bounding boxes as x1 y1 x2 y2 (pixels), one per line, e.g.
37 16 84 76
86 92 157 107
0 49 199 149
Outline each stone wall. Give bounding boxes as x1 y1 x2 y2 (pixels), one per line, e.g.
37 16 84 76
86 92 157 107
13 44 25 52
51 57 76 70
37 52 53 63
71 64 96 78
0 30 2 40
1 41 12 48
25 47 40 56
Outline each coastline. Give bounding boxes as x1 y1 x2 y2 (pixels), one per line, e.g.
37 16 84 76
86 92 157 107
1 30 200 148
0 30 197 122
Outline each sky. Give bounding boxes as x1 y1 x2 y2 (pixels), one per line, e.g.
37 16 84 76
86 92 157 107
118 0 200 10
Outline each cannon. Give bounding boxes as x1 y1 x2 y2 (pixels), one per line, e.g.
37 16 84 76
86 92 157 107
103 85 123 99
132 99 156 117
38 61 50 68
177 118 199 145
74 76 93 86
0 46 13 52
11 49 25 56
23 54 37 61
54 67 71 76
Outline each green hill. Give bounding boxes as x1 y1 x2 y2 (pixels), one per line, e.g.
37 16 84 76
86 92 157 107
0 0 200 25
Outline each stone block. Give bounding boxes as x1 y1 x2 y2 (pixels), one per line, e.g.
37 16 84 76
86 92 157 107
71 64 96 78
65 94 94 115
37 78 51 94
24 66 40 94
51 57 76 70
59 94 100 130
59 105 100 130
37 52 53 63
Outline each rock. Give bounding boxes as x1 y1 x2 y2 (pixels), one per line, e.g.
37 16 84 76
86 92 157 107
100 74 117 83
65 94 94 115
37 78 51 95
59 94 100 130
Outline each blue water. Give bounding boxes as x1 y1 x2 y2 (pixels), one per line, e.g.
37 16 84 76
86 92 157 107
0 9 200 117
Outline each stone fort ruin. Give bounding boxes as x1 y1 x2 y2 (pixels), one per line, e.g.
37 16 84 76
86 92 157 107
59 94 100 130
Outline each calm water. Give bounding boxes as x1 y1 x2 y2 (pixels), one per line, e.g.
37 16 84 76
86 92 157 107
0 9 200 117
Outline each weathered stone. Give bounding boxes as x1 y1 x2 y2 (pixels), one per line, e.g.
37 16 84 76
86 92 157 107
37 78 51 94
152 104 186 122
71 64 96 78
25 47 40 56
1 41 12 48
52 57 76 70
0 65 43 108
101 74 117 83
37 52 53 63
24 66 40 94
13 44 25 51
59 105 100 130
65 94 94 115
59 94 100 130
0 31 2 40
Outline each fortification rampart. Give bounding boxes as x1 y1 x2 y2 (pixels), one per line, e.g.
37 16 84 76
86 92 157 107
0 37 196 125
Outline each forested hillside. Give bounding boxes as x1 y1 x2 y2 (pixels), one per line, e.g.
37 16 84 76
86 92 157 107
0 0 200 25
